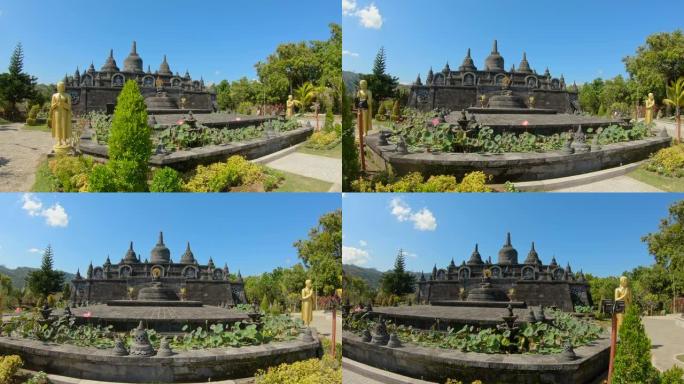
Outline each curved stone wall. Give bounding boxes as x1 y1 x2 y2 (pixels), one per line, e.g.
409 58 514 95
0 331 321 383
366 134 671 182
81 125 313 171
343 331 609 384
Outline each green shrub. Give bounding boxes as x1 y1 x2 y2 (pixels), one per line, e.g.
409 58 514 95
0 355 23 383
254 355 341 384
149 167 183 192
87 163 117 192
612 305 660 384
237 101 254 115
108 160 149 192
646 144 684 178
260 295 270 313
47 155 94 192
107 80 151 191
88 111 113 144
26 104 40 125
391 99 401 122
24 370 50 384
358 171 491 193
323 108 334 132
304 131 340 150
661 366 684 384
184 156 280 192
375 102 387 121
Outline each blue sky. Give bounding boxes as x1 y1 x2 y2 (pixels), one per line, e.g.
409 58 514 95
342 0 684 84
342 193 684 277
0 193 340 276
0 0 340 84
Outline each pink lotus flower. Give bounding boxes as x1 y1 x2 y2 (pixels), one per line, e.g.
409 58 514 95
236 117 242 121
432 118 440 127
14 307 21 313
176 119 185 125
522 120 529 126
83 312 92 318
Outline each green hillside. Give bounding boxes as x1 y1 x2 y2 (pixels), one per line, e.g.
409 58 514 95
343 264 421 290
0 265 76 290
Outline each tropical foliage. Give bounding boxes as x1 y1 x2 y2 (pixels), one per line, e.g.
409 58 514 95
663 77 684 142
351 171 491 193
646 144 684 178
294 210 342 296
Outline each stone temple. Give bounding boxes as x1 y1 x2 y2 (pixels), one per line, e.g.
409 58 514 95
63 41 215 115
70 232 246 307
415 233 592 311
408 40 580 113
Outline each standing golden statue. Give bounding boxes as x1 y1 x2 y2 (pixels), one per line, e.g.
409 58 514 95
49 81 73 155
301 279 314 326
286 95 295 118
614 275 632 332
356 79 373 135
645 92 655 124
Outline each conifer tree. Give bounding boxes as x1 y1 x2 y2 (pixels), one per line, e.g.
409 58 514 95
612 305 659 384
26 245 64 301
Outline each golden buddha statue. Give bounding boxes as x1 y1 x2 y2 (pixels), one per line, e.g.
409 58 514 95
301 279 314 326
286 95 295 118
645 93 655 124
49 81 73 155
356 79 373 135
155 76 164 89
614 276 632 332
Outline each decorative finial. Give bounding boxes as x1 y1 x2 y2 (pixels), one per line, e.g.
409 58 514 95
158 231 164 244
493 39 498 53
131 41 137 54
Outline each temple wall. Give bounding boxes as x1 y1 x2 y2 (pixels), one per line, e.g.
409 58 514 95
409 85 575 113
68 87 214 116
71 278 245 306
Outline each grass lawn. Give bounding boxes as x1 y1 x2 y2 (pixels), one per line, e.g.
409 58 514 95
22 123 50 132
297 143 341 159
0 117 11 124
628 166 684 192
273 169 332 192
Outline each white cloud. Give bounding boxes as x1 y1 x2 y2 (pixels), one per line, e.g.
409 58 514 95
342 0 357 15
214 70 221 75
389 198 437 231
42 204 69 227
359 240 367 247
20 194 69 227
22 194 43 216
343 246 370 266
356 4 383 29
411 208 437 231
27 248 42 254
404 251 418 258
343 50 360 57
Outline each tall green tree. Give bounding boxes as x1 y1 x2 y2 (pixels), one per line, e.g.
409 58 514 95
663 77 684 142
294 210 342 296
643 199 684 312
25 245 64 301
361 47 399 113
624 30 684 103
0 43 37 120
380 249 415 296
612 305 660 384
341 83 360 190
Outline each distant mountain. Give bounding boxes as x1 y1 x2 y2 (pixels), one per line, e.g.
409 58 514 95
343 264 422 290
343 71 362 95
0 265 75 290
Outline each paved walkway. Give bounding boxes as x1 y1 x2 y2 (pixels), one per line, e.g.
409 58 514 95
263 151 341 192
644 315 684 372
0 123 53 192
552 175 663 192
291 309 342 342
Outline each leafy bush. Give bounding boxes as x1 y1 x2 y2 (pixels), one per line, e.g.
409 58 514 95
149 167 183 192
237 101 254 115
184 156 281 192
646 144 684 178
612 305 659 384
24 370 49 384
107 80 151 191
0 355 22 384
354 172 491 193
391 99 401 122
305 131 340 150
48 156 93 192
323 108 334 132
661 366 684 384
376 102 387 121
87 163 117 192
254 355 341 384
26 104 40 125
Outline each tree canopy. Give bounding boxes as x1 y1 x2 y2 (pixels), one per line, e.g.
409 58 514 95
294 209 342 296
361 47 399 112
379 249 415 296
0 43 38 120
25 246 64 300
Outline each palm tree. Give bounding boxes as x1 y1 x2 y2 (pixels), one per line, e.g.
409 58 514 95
664 77 684 143
294 82 320 111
